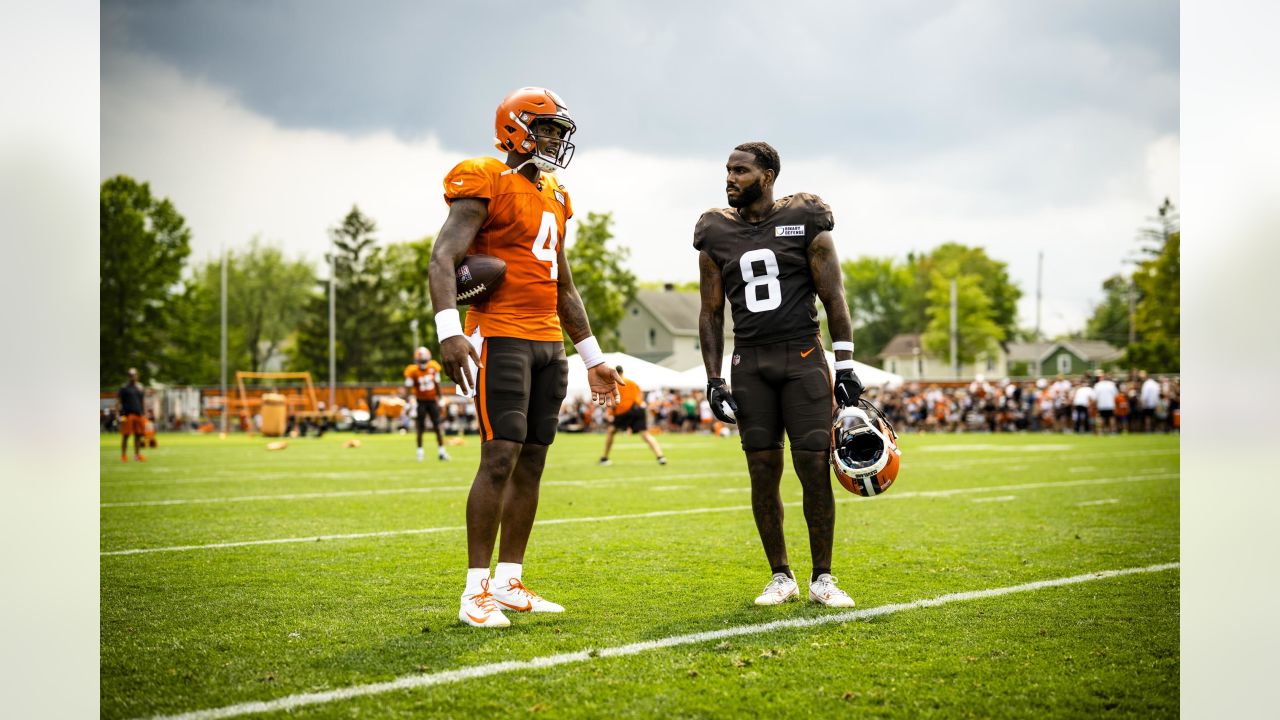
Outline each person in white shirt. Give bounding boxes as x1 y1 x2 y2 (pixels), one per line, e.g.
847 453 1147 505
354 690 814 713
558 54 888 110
1092 372 1119 435
1140 371 1161 432
1071 377 1094 434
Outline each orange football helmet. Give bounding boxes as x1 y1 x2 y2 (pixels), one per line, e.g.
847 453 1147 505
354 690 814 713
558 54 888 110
832 401 901 497
494 87 577 171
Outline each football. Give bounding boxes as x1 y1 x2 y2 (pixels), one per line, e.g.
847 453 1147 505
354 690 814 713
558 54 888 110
455 254 507 305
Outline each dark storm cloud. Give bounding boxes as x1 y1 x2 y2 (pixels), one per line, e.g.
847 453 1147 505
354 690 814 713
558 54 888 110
102 0 1177 207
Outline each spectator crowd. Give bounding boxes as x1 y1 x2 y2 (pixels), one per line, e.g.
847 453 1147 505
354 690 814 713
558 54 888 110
558 370 1179 437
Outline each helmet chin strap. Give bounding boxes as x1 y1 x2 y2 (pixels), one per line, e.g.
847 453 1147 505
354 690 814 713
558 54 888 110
502 156 551 175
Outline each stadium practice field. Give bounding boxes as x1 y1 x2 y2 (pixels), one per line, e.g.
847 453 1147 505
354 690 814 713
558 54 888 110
101 431 1178 719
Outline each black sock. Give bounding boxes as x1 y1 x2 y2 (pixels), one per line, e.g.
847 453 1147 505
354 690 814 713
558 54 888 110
811 568 831 582
771 564 792 578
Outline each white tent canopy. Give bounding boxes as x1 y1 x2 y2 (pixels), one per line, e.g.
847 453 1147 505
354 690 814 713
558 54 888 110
566 352 703 399
678 351 903 389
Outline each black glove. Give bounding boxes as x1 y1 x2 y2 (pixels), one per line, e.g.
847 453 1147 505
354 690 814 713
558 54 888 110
834 368 864 408
707 378 738 424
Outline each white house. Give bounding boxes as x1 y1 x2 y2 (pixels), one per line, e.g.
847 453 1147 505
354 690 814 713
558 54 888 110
617 286 734 370
878 333 1007 381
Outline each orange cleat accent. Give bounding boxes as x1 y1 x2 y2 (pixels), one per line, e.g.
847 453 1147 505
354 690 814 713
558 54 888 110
121 454 128 463
135 454 146 462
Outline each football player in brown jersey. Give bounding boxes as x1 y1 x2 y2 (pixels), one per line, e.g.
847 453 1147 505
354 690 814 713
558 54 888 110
696 142 865 608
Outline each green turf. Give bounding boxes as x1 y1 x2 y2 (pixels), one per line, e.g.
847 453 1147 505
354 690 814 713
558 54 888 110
101 430 1178 719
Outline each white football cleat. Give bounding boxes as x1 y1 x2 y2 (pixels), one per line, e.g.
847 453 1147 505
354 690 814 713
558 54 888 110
438 447 450 461
808 574 856 608
754 573 799 605
416 447 424 462
459 579 510 628
491 578 564 613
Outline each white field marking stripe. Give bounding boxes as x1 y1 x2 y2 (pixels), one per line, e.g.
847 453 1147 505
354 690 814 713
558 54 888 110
102 485 471 507
100 472 742 508
138 562 1180 720
919 448 1177 470
101 448 1178 488
1077 498 1121 506
101 472 1177 557
972 495 1017 503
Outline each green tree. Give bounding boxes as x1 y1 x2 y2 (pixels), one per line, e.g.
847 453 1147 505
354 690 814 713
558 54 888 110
383 235 437 356
162 241 317 385
291 206 402 381
1130 213 1179 372
921 272 1005 367
100 175 192 386
842 256 914 360
904 243 1021 341
565 212 637 352
1084 274 1134 346
158 276 227 385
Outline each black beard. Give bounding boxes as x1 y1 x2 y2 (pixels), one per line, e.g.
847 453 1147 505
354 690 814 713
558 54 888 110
727 179 763 208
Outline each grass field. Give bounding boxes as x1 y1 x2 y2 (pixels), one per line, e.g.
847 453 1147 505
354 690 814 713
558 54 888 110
100 429 1179 719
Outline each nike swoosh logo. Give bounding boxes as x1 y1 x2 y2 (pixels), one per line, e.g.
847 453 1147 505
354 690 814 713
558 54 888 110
451 180 464 185
465 612 490 624
496 598 532 611
800 347 815 358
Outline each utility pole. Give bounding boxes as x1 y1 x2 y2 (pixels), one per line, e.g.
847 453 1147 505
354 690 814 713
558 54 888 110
1035 250 1043 377
328 239 336 413
1128 279 1137 382
220 245 228 437
949 277 958 379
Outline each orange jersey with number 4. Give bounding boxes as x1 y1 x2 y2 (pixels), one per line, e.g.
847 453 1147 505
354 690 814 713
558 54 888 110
404 361 443 401
444 156 573 341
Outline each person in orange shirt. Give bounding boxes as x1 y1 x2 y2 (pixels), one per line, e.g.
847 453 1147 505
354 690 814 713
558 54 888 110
428 86 619 629
598 366 666 466
403 346 449 461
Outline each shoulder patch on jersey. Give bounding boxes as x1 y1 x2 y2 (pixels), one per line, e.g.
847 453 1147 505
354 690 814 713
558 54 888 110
554 190 565 205
776 224 805 237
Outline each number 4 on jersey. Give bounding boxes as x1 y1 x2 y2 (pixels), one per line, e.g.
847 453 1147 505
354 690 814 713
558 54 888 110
532 211 559 280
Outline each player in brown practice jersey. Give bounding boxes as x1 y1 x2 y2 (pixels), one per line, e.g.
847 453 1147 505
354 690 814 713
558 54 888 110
696 142 865 608
428 87 619 628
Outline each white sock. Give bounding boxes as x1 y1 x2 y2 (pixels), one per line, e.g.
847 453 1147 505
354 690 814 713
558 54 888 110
494 562 522 587
464 567 489 597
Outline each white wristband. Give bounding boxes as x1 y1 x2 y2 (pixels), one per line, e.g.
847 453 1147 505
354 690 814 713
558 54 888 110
574 335 605 369
831 341 855 354
834 360 856 371
435 308 463 341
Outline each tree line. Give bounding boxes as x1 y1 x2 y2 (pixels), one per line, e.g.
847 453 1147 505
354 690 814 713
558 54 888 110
838 199 1179 374
101 174 1178 388
99 175 636 387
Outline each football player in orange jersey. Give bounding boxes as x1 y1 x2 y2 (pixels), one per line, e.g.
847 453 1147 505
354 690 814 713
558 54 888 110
598 365 666 466
428 87 620 628
403 346 449 461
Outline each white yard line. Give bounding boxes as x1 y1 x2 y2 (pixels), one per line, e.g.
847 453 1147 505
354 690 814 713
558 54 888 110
972 495 1017 503
101 472 743 507
100 448 1178 488
101 472 1177 557
1077 498 1121 506
137 562 1180 720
